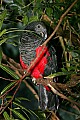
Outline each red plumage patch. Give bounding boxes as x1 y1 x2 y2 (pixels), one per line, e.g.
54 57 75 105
20 56 28 69
20 45 51 91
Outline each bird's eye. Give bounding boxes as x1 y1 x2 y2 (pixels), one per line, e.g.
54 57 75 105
37 25 41 28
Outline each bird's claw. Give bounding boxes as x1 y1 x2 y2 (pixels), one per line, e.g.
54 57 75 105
32 77 37 84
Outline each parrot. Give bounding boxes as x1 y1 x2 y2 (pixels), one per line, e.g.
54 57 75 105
19 21 59 111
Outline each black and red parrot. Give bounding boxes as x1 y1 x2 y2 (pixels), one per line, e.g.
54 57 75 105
19 21 59 111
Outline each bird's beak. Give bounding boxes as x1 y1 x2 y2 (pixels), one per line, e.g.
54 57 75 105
44 33 47 40
40 32 47 39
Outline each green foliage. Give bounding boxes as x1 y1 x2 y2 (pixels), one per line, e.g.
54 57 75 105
0 10 7 30
1 81 16 95
9 108 27 120
3 111 11 120
0 46 2 64
0 0 80 120
58 105 80 120
0 64 19 79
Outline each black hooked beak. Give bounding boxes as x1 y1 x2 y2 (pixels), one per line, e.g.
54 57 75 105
40 32 47 40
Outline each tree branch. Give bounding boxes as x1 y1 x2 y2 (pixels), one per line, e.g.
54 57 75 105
20 0 78 81
42 0 78 46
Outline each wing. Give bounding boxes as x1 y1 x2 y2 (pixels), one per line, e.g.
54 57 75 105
44 45 58 76
38 84 48 110
39 45 59 111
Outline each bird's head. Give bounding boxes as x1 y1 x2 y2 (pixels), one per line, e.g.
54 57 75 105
26 21 47 40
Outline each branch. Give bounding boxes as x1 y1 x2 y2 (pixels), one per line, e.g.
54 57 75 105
23 80 39 100
20 0 78 81
1 0 78 81
41 13 62 36
36 77 80 103
48 84 80 107
1 0 79 112
0 80 21 114
42 0 78 45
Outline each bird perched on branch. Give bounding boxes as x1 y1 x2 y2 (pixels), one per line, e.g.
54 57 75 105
19 21 59 111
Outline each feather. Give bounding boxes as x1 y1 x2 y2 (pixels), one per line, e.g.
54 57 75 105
19 21 59 111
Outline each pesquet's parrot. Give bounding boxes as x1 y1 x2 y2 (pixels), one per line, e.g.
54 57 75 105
19 21 59 111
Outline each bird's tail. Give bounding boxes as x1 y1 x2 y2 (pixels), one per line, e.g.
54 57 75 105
38 80 59 112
